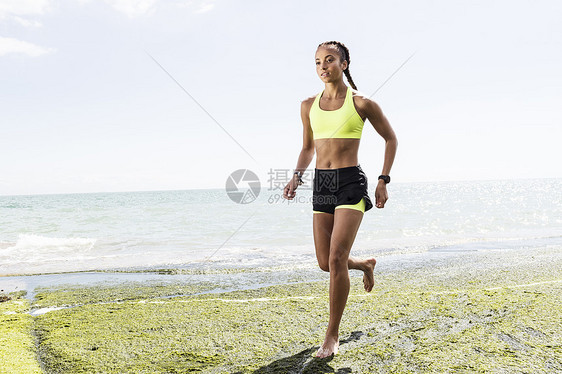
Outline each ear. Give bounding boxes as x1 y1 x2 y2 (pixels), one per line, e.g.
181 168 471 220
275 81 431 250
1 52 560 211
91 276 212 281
341 59 348 71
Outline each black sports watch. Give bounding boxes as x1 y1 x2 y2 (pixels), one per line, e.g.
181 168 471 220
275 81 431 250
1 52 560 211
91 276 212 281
294 171 304 185
378 175 391 184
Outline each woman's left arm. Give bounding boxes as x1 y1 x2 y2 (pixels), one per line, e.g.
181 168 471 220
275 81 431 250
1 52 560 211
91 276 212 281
357 96 398 208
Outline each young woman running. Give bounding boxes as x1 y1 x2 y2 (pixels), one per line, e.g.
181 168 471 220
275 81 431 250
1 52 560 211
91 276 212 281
283 41 398 358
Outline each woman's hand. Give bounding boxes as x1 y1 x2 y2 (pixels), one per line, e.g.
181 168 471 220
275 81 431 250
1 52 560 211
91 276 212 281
283 176 300 200
375 180 388 208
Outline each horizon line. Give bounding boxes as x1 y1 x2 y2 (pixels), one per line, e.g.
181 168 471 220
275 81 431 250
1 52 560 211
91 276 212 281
1 176 561 198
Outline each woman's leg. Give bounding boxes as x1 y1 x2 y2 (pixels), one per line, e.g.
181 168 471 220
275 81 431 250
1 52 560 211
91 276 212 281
336 199 377 292
314 211 376 289
313 212 334 272
316 207 364 358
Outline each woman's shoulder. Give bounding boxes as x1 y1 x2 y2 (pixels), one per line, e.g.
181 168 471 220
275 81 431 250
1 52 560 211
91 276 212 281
350 88 384 120
351 89 381 111
350 89 375 103
301 93 318 110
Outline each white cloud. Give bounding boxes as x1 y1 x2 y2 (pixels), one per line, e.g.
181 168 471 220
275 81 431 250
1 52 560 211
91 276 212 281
0 0 51 16
175 0 216 14
12 15 42 27
0 36 55 57
195 1 214 14
0 0 215 21
0 0 49 28
104 0 158 18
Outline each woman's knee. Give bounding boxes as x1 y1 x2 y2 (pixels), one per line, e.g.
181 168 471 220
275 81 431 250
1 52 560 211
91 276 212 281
317 259 329 272
328 250 348 272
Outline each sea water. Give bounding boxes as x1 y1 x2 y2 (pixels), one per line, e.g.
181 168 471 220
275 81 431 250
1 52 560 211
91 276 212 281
1 179 561 289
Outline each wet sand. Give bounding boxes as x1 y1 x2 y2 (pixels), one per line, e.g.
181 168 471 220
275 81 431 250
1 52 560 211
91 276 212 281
1 246 561 373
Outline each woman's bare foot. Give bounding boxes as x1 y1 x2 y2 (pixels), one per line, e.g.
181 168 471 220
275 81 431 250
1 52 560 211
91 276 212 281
362 258 377 292
316 335 339 358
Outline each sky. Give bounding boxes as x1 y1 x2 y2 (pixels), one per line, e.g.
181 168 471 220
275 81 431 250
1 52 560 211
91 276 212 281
1 0 561 195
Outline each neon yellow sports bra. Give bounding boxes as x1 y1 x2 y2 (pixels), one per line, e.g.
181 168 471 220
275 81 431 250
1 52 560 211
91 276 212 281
309 86 364 140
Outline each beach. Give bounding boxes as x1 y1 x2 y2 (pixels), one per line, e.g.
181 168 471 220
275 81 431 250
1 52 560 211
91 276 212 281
2 244 561 373
1 179 561 372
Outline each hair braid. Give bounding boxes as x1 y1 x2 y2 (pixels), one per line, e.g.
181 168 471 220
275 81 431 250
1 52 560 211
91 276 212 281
318 41 358 90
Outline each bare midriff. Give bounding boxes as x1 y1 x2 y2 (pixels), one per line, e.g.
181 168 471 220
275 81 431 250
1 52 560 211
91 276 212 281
314 138 360 169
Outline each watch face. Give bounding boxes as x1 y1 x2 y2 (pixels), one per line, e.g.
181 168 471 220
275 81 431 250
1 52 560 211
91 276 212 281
379 175 390 184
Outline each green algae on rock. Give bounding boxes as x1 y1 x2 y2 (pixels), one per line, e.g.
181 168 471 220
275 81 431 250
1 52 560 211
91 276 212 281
31 272 562 373
0 294 43 374
32 281 217 309
6 247 560 373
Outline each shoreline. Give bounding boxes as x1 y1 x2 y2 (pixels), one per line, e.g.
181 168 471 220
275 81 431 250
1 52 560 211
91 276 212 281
2 242 561 298
3 234 560 279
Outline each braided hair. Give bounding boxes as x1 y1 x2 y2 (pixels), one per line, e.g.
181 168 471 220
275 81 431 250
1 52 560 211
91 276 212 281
317 41 357 90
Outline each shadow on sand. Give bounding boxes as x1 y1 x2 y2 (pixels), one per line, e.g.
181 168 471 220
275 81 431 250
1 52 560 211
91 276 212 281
248 331 364 374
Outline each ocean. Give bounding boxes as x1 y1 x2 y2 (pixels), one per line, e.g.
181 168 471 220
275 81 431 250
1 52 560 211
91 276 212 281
1 178 561 294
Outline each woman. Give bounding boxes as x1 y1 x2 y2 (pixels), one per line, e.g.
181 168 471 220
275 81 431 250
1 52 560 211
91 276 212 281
283 41 398 358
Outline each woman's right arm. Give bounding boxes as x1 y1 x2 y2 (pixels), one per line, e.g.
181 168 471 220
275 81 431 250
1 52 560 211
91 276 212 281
283 98 315 200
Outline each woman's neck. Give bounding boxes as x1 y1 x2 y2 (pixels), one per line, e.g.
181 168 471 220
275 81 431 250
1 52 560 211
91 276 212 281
322 82 348 99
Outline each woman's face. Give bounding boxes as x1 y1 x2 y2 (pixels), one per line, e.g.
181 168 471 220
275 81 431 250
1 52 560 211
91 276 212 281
315 46 347 83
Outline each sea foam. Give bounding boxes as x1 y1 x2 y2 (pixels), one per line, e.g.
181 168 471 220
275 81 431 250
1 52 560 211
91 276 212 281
3 234 96 254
